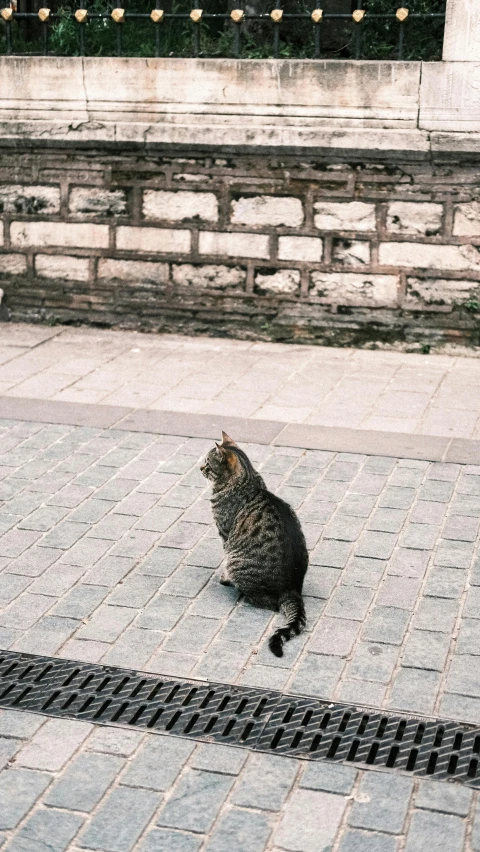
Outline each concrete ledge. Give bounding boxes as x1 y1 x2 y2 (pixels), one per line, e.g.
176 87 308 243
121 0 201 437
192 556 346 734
2 396 480 464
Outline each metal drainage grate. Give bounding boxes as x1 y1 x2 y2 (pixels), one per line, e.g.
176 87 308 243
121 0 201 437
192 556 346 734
1 650 480 788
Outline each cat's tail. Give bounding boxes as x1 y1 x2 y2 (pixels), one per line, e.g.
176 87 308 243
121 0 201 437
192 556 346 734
268 590 306 658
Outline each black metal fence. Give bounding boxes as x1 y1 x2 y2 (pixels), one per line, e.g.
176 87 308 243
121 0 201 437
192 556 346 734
0 1 447 60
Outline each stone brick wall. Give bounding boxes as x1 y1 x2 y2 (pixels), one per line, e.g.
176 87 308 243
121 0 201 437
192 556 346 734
1 148 480 347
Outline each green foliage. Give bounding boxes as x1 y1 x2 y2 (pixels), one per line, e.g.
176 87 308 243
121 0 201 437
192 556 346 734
463 299 480 314
1 0 446 60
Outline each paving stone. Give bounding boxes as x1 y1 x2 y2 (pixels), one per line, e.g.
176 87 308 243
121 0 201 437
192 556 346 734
446 654 480 698
356 532 397 560
45 752 124 812
164 614 221 653
0 593 54 629
410 501 446 526
450 494 480 518
137 547 186 577
274 788 346 852
0 529 41 558
338 494 377 518
139 828 203 852
190 743 246 775
443 515 480 542
16 717 92 772
338 679 387 707
323 516 365 542
51 584 107 618
159 521 207 550
290 653 344 697
87 727 144 756
135 506 183 533
338 830 399 852
404 810 465 852
0 768 51 830
89 513 136 540
457 474 480 496
240 663 290 691
351 473 387 496
157 769 233 832
378 487 416 510
300 762 357 794
194 640 252 681
309 617 360 656
114 492 158 517
348 642 398 683
101 626 163 668
29 564 84 597
413 598 458 633
389 668 441 714
424 567 467 599
367 508 407 534
232 753 298 811
304 566 340 599
83 554 135 587
147 650 196 677
419 480 454 503
441 693 480 725
106 574 159 607
161 566 212 597
460 586 480 619
435 540 474 569
0 710 45 738
61 536 112 568
415 780 472 816
348 772 413 833
79 786 161 852
7 808 84 852
0 736 22 770
111 530 160 559
0 573 31 605
376 576 422 610
69 498 116 523
205 808 272 852
299 501 336 525
76 604 136 642
39 521 89 550
310 540 352 568
402 630 451 671
58 638 111 662
400 523 439 550
456 618 480 655
387 548 430 579
18 505 68 531
362 606 411 645
220 605 272 644
184 537 224 568
471 800 480 851
326 585 373 620
12 616 78 655
0 626 23 648
135 593 186 631
122 734 194 791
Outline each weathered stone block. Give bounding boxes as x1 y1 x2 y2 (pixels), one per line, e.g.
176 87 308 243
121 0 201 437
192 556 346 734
314 201 376 232
69 187 127 217
278 236 323 262
0 254 27 274
116 227 191 254
0 185 60 215
35 254 90 281
98 258 169 283
386 202 443 236
453 202 480 236
143 190 218 223
199 231 269 259
254 269 300 295
405 276 479 308
172 263 245 289
332 239 370 266
310 271 398 306
231 195 303 227
11 222 109 249
379 242 480 270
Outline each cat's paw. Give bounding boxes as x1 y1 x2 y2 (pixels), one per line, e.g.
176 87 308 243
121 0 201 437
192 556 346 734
219 573 233 587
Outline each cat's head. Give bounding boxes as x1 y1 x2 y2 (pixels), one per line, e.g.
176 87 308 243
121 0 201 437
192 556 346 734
201 431 245 486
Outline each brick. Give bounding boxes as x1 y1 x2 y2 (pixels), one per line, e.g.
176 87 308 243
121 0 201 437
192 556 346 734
0 254 27 274
79 787 161 852
300 762 357 795
309 617 359 656
327 585 373 620
45 752 124 811
69 187 127 215
11 221 108 249
414 598 458 633
144 190 218 222
314 201 376 232
310 272 398 307
402 630 450 671
275 788 346 852
9 809 84 852
0 768 51 830
290 653 344 697
356 532 397 559
0 184 60 214
278 236 323 262
379 242 480 271
17 718 92 771
232 753 298 811
116 226 190 254
453 201 480 236
406 276 479 308
389 668 441 714
35 254 90 281
199 231 269 259
339 831 399 852
98 258 169 283
332 238 370 266
362 606 411 645
255 268 300 295
231 194 303 227
123 734 194 791
348 772 413 833
157 769 233 832
404 811 465 852
424 567 466 599
348 642 398 683
415 780 472 816
139 829 202 852
172 263 246 289
386 202 443 236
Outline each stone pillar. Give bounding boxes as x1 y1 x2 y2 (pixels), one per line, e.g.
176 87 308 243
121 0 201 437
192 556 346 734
443 0 480 60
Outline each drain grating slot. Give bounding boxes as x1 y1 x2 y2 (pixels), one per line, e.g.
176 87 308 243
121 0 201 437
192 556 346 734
1 650 480 788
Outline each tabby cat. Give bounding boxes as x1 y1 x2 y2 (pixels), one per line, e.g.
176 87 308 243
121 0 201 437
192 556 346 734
201 432 308 657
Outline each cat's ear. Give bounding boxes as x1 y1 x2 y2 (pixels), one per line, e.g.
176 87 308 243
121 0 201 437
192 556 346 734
221 431 238 447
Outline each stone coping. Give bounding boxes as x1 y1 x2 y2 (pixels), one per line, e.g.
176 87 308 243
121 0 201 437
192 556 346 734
1 396 479 464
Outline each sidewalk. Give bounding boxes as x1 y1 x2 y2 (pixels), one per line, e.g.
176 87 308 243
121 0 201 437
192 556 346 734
0 323 479 851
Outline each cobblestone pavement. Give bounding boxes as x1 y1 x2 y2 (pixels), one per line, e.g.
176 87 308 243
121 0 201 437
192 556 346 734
1 323 480 438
